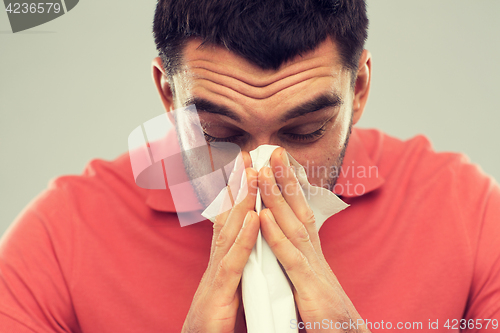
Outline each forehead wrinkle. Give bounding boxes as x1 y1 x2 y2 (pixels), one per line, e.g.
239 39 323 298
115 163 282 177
190 84 278 122
191 71 335 101
185 56 335 88
190 86 254 122
188 65 333 89
192 74 334 103
191 76 336 122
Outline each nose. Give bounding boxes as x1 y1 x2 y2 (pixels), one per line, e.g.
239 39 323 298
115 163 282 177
239 135 282 153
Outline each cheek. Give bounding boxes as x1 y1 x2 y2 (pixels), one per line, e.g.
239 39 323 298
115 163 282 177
292 110 351 184
329 109 352 155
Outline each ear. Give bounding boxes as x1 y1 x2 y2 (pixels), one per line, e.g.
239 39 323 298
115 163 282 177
352 49 372 125
152 57 175 113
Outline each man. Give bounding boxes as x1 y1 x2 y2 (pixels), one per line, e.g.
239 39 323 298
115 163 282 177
1 1 499 333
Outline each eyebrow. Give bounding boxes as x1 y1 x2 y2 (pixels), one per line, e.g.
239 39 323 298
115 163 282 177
184 93 342 123
279 93 343 122
184 97 242 122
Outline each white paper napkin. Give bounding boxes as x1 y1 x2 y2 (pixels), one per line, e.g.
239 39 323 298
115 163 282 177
202 145 349 333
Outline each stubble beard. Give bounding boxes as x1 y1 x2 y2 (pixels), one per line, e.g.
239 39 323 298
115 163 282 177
323 114 353 192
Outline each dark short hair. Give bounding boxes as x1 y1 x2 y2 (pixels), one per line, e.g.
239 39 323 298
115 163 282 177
153 0 368 86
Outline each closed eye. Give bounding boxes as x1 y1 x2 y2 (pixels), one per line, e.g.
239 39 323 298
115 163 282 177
283 125 327 142
203 132 244 143
203 124 327 144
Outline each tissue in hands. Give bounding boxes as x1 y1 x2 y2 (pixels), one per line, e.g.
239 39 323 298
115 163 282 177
202 145 349 333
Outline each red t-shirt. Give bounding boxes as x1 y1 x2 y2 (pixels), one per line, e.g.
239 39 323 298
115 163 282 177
1 127 499 332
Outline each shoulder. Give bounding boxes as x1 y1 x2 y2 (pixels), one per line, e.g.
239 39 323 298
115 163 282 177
354 127 500 245
1 150 150 284
0 154 142 333
354 127 493 193
29 152 149 219
48 152 145 202
2 152 150 253
352 129 500 318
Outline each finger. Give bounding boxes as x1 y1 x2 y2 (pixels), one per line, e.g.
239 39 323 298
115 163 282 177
270 148 323 255
260 208 318 296
214 150 253 228
211 167 258 269
210 151 254 262
216 153 245 219
259 166 320 262
209 160 243 261
226 151 252 205
270 148 313 224
241 150 252 168
214 210 260 300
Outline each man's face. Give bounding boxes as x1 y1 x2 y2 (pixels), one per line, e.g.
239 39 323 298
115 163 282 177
158 37 367 205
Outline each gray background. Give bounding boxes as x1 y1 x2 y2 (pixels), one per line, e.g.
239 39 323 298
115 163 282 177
1 1 499 236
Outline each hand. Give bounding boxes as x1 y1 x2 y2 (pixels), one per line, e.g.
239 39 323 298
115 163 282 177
182 152 259 333
258 148 370 333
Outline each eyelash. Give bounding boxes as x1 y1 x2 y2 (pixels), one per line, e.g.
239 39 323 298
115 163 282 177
286 126 327 142
203 125 327 143
203 133 242 143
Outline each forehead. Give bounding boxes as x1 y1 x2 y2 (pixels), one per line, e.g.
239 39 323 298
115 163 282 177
173 37 350 120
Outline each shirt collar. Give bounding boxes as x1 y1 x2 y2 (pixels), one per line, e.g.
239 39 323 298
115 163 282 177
333 127 385 198
145 127 384 212
144 129 203 213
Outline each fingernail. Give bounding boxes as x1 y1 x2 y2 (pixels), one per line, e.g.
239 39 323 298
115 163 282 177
281 149 289 166
240 169 247 188
243 211 252 227
266 167 273 178
233 152 243 172
236 170 249 203
264 209 276 223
